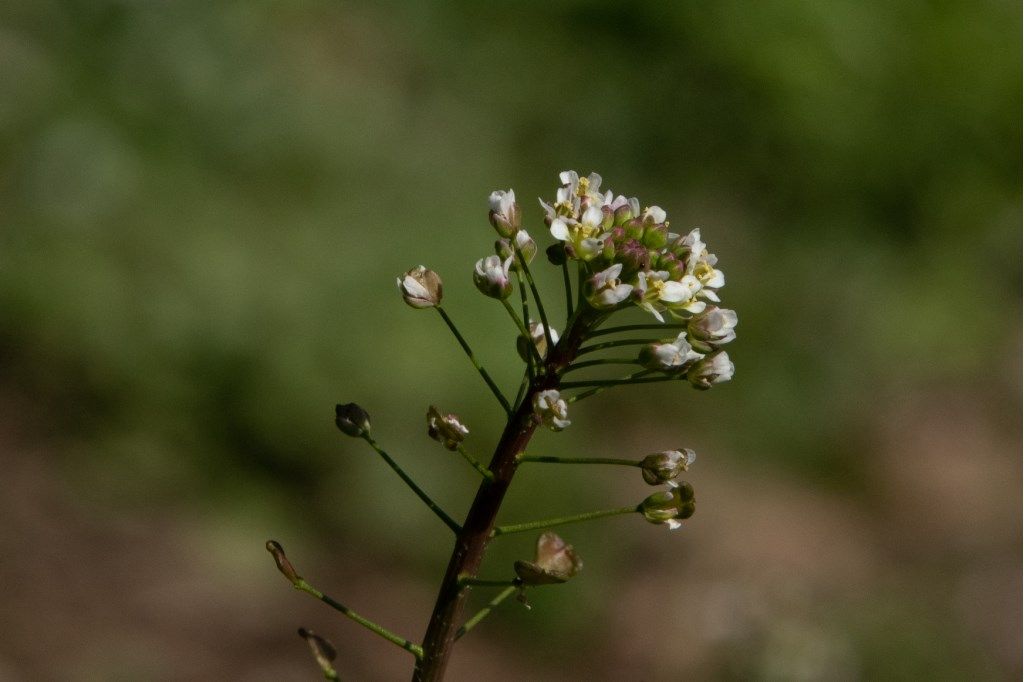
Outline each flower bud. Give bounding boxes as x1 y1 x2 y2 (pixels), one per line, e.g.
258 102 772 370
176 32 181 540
488 189 520 237
687 307 738 352
514 229 537 265
686 350 735 390
546 243 567 265
640 449 696 485
612 196 640 225
642 223 669 249
426 405 469 451
532 389 570 431
517 321 559 362
640 482 695 530
397 266 443 308
616 239 651 274
473 255 513 299
298 628 338 679
266 540 302 585
514 532 582 585
638 333 702 372
335 403 371 437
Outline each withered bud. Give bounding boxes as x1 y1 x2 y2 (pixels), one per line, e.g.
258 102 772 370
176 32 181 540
266 540 301 585
298 628 339 679
640 449 696 485
513 532 583 586
335 403 371 438
397 265 443 308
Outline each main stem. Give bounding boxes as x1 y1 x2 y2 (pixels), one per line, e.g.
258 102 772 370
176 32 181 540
412 308 593 681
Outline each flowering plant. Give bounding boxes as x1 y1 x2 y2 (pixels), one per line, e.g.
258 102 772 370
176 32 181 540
268 171 737 680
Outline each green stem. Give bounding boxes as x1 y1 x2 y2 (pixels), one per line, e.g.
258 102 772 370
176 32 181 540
589 323 687 337
458 577 520 588
567 369 658 403
561 260 573 320
435 307 513 416
516 253 553 351
492 506 639 536
454 585 518 640
562 373 683 390
516 271 530 330
363 436 461 534
294 579 424 659
518 455 641 467
561 357 640 374
501 298 543 366
456 444 495 481
577 338 661 355
512 367 530 413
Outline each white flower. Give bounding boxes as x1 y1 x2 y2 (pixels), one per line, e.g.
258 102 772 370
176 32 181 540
586 263 633 309
533 389 570 431
397 265 443 308
473 255 513 299
686 350 735 390
687 307 738 352
642 205 667 224
638 332 703 372
514 229 537 264
550 204 607 261
634 271 704 321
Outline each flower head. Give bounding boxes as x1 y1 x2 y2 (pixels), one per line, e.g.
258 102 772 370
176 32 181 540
640 482 696 530
638 332 703 372
397 266 443 308
473 255 514 299
514 532 583 585
686 350 735 390
640 449 696 486
533 389 570 431
426 405 469 450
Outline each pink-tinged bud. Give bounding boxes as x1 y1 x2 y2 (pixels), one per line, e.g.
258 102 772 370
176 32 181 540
488 189 520 237
473 255 514 299
397 266 443 308
616 239 651 274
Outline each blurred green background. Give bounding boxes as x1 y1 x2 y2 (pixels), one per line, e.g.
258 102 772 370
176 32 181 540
0 0 1020 680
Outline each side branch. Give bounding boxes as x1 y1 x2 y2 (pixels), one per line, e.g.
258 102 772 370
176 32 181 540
435 306 513 416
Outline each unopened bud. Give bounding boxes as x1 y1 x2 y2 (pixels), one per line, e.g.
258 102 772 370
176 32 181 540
686 350 735 390
266 540 302 585
397 266 443 308
473 255 514 299
298 628 338 680
640 482 695 530
642 223 668 249
513 532 582 585
517 320 559 362
488 189 520 238
687 307 738 352
335 403 371 437
514 229 537 265
640 449 696 485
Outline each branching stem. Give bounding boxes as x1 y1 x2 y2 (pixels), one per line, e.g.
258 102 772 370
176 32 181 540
518 455 641 467
454 585 518 641
435 306 513 416
492 506 638 536
456 444 495 481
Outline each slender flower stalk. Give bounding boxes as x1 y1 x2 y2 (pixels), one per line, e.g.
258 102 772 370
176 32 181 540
561 260 574 318
456 444 495 481
296 578 424 658
500 298 543 365
492 506 639 536
516 251 554 350
566 369 657 403
435 306 513 416
561 373 688 390
577 337 663 355
589 323 688 337
518 455 641 467
363 435 462 534
560 357 640 374
454 585 518 640
458 577 521 588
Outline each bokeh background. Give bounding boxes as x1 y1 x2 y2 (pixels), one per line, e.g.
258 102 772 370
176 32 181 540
1 1 1020 680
